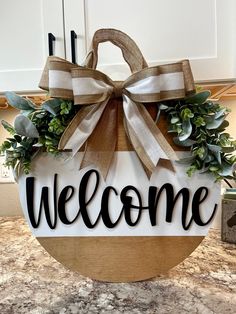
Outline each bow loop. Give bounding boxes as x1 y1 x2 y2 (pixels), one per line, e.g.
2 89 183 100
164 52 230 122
71 68 113 105
123 62 194 103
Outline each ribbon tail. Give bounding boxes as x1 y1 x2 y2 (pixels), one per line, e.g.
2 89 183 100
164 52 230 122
124 118 176 178
123 118 152 179
58 99 109 157
123 95 178 176
80 99 118 179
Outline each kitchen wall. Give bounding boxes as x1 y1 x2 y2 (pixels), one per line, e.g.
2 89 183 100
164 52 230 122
0 109 22 216
1 100 236 223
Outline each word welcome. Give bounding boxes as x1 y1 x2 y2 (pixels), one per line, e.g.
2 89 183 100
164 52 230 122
26 169 217 231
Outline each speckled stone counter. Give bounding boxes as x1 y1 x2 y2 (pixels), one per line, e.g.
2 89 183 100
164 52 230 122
0 217 235 314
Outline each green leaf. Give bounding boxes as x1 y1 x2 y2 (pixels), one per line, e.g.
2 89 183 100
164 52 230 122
186 164 198 176
209 166 220 172
176 155 195 164
155 108 161 123
33 142 43 147
215 151 222 165
35 113 45 119
199 165 210 173
205 144 222 164
180 108 194 120
14 135 22 143
185 90 211 105
206 116 225 130
205 154 214 163
173 137 196 147
193 116 206 127
218 163 234 177
24 98 36 109
42 99 62 116
0 140 11 151
215 108 226 119
207 143 221 153
167 129 176 133
178 118 192 141
14 115 39 138
194 146 208 160
5 92 36 110
12 162 21 182
1 120 15 135
216 120 229 131
171 116 179 124
20 110 34 117
158 104 168 110
221 146 235 153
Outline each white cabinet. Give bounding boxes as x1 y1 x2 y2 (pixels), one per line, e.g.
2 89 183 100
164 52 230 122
63 0 86 65
0 0 65 92
0 0 235 93
80 0 236 81
0 0 87 93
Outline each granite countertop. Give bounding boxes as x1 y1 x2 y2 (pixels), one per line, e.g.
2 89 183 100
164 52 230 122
0 217 235 314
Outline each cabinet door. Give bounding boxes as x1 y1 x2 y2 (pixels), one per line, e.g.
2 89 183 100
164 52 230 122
76 0 236 81
0 0 65 93
63 0 87 65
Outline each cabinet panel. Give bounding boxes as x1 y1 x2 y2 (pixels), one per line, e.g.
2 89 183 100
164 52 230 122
63 0 87 65
0 0 65 92
83 0 236 81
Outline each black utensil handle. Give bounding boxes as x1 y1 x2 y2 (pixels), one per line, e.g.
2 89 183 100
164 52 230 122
71 30 77 64
48 33 56 56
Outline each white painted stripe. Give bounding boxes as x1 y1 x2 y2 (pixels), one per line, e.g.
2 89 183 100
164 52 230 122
126 72 184 94
49 70 72 90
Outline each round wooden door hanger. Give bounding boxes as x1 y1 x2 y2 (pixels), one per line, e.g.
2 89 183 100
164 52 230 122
17 29 220 282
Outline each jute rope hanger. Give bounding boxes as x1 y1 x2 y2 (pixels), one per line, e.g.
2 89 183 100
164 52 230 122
84 28 148 72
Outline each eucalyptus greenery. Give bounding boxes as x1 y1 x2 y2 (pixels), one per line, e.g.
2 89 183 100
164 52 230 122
0 92 78 174
157 90 236 180
1 90 236 181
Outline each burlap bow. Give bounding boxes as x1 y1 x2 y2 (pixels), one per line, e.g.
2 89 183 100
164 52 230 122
39 29 195 178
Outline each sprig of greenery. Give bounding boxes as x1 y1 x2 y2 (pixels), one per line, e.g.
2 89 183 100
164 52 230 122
0 93 78 174
0 136 37 174
158 91 236 180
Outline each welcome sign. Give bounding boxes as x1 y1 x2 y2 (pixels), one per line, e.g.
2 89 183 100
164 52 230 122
16 151 221 281
3 28 230 282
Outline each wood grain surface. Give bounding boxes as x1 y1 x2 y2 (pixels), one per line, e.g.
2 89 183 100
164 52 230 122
38 236 204 282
